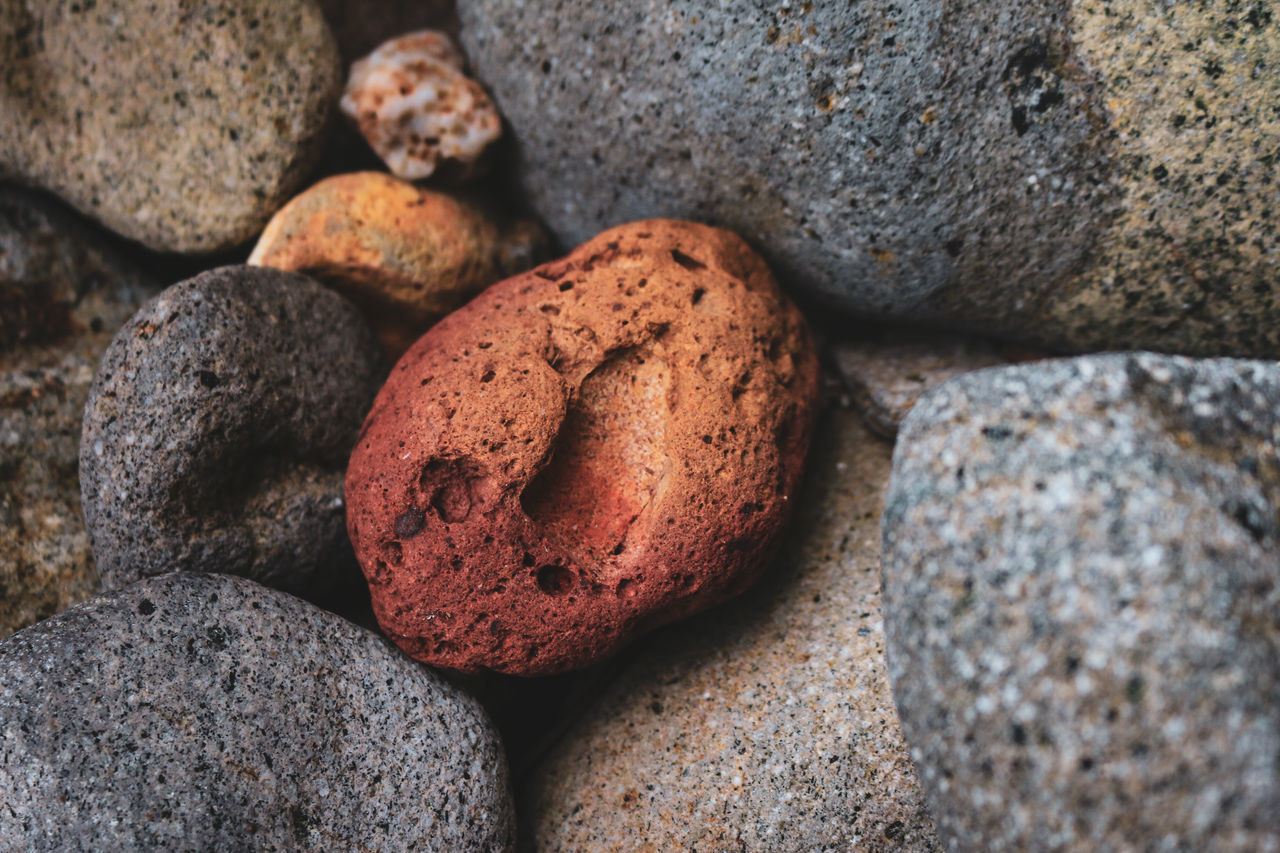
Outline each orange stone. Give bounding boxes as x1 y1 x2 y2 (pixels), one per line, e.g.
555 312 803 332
249 171 546 358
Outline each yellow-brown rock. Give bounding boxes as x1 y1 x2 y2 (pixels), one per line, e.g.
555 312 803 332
249 171 547 358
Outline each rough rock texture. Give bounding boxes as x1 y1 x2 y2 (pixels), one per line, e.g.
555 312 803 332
0 0 341 253
249 171 547 359
341 31 502 181
80 266 383 600
346 219 820 675
0 186 159 638
460 1 1280 356
527 406 939 851
0 572 515 851
882 353 1280 850
831 331 1013 439
318 0 458 63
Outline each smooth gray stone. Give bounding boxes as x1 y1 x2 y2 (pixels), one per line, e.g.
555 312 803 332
459 1 1280 356
0 572 515 851
882 352 1280 850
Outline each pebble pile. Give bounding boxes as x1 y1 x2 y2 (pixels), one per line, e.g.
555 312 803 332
0 1 1277 850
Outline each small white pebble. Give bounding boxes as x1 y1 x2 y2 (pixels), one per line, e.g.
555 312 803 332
341 30 502 180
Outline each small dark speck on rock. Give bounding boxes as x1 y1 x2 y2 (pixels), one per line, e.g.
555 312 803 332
394 507 426 539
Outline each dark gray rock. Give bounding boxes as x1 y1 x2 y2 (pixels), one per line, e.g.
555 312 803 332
882 352 1280 850
0 185 160 638
0 572 515 851
80 266 383 600
526 408 939 851
459 1 1280 356
0 0 340 253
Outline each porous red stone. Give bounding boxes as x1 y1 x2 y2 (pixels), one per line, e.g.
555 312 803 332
345 219 820 675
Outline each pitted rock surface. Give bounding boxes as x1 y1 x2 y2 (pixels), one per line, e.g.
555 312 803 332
882 353 1280 850
0 572 515 851
460 0 1280 356
249 171 547 359
0 0 340 253
526 407 939 851
346 219 820 675
0 186 159 637
80 266 383 599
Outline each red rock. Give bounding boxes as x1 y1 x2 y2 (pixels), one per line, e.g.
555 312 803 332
345 219 820 675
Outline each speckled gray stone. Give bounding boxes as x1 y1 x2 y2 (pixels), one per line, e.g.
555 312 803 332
0 0 340 253
830 331 1014 439
0 571 515 851
0 185 159 638
459 1 1280 356
526 407 939 851
80 266 383 600
882 353 1280 850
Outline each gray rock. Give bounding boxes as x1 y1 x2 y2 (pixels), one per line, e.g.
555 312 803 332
830 331 1015 439
0 185 159 638
0 0 340 253
80 266 383 600
882 352 1280 850
0 572 515 851
459 1 1280 356
526 407 939 851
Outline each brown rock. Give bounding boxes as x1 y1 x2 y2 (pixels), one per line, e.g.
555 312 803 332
248 171 547 359
345 219 820 675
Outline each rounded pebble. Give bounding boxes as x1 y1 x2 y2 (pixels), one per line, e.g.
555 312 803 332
80 266 383 599
0 572 515 851
345 219 820 675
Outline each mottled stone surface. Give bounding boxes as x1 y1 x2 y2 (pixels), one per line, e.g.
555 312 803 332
526 407 939 851
0 572 515 851
0 0 340 253
341 31 502 181
882 353 1280 850
831 331 1012 439
0 186 159 638
460 0 1280 356
249 171 547 359
80 266 383 600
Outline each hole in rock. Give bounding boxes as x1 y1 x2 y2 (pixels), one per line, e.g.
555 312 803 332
521 348 671 563
670 248 707 270
420 458 482 523
536 564 575 596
